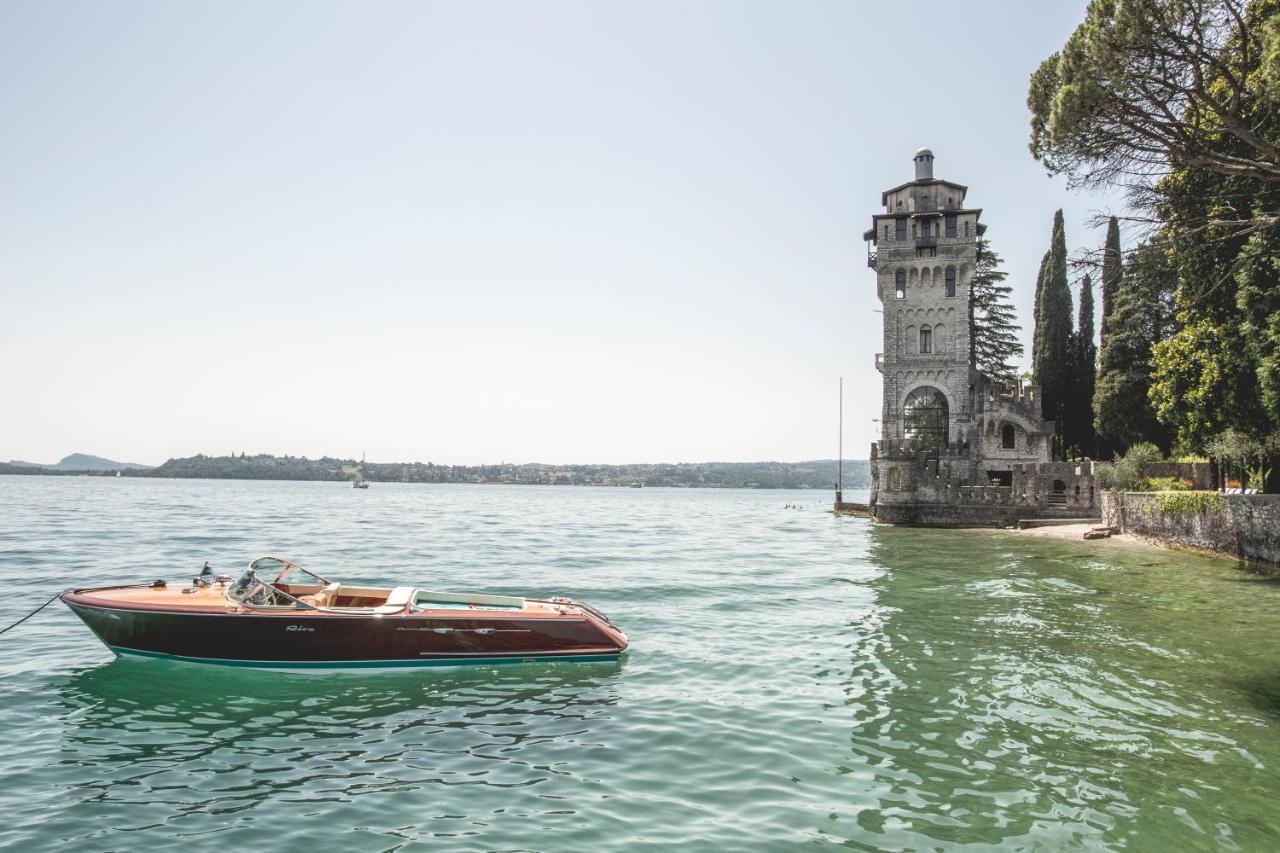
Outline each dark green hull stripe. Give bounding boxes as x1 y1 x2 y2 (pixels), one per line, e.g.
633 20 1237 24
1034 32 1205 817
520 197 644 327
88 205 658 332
110 646 620 669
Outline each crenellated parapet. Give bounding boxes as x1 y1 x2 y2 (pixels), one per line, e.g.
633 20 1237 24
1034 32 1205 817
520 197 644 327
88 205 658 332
876 439 972 460
871 448 1100 520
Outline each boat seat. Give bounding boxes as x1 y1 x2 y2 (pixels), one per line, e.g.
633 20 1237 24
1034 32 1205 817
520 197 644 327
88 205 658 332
298 582 340 608
374 586 416 615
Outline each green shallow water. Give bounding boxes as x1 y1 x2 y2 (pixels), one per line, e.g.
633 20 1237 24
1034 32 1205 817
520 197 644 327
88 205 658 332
2 477 1280 851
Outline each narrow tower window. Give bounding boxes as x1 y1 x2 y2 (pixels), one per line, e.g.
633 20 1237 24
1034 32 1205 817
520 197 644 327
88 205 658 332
1001 424 1016 449
919 325 932 354
895 218 907 240
895 270 906 299
945 214 957 238
945 268 956 297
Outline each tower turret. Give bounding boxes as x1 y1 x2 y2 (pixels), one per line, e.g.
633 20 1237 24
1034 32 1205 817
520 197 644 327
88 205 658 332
913 147 934 180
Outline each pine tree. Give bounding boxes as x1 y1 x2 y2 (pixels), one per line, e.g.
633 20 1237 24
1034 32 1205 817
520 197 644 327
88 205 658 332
1067 273 1097 456
1099 216 1122 344
1033 210 1075 440
969 245 1024 380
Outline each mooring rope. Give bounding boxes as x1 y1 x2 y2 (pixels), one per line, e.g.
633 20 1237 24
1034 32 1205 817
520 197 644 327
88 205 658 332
0 591 64 636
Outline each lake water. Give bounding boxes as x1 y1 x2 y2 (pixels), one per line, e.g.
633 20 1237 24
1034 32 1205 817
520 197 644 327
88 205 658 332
2 477 1280 851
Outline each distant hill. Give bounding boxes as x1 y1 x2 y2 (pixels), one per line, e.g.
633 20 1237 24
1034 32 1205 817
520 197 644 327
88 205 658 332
8 453 151 471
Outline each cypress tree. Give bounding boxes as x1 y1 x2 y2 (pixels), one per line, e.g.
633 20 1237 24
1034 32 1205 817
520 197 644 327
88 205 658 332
1068 273 1097 456
1095 241 1171 454
1099 216 1122 343
1032 210 1075 440
969 245 1024 380
1031 250 1050 367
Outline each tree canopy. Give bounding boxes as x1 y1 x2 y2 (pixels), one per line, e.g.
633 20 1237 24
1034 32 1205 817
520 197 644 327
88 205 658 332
1028 0 1280 238
1031 0 1280 488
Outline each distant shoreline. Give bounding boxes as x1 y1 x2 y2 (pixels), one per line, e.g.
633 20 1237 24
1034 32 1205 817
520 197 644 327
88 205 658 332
0 472 863 491
1 453 872 491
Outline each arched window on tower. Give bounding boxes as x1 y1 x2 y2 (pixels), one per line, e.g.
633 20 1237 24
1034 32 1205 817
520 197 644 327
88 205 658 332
895 270 906 299
945 268 956 297
1001 424 1016 449
903 386 949 446
919 325 932 354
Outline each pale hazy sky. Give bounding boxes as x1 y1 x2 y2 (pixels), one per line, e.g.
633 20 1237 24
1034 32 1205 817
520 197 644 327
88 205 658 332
2 1 1123 466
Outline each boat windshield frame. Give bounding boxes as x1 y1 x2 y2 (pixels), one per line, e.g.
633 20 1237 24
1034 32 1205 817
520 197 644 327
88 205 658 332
249 556 334 586
227 557 337 610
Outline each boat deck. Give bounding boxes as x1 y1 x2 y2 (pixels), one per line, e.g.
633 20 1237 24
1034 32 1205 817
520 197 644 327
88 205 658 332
68 583 567 617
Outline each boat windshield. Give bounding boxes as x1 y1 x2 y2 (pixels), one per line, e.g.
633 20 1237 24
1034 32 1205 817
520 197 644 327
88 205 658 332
227 557 336 609
249 557 333 586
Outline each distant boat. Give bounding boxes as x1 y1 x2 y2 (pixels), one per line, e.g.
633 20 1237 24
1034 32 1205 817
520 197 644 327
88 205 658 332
629 482 643 488
353 452 370 489
115 471 122 478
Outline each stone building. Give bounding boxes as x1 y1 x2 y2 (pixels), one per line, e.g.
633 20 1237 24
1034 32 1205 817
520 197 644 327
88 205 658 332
863 149 1097 525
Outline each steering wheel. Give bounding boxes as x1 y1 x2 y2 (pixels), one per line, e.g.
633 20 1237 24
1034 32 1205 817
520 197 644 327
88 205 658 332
245 583 274 605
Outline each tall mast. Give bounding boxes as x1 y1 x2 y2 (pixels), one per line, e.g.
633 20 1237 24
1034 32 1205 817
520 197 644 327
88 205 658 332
838 377 844 498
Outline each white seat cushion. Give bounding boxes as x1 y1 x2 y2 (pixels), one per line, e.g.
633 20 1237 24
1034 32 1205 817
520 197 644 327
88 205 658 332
374 586 417 614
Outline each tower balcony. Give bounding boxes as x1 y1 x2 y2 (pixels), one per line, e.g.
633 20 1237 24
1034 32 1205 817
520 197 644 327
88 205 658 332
875 352 884 373
915 235 938 249
866 250 877 269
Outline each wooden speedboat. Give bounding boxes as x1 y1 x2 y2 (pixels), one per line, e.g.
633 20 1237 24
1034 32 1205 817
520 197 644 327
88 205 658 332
60 557 628 670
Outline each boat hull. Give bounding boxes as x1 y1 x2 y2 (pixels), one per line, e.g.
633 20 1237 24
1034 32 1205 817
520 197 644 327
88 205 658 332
111 646 620 671
61 596 626 670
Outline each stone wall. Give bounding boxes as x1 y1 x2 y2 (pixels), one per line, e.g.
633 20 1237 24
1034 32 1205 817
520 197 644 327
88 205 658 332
1102 492 1280 569
872 443 1099 526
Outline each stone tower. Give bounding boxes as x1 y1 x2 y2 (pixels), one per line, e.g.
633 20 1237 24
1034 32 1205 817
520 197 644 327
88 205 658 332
864 150 1064 525
863 148 984 451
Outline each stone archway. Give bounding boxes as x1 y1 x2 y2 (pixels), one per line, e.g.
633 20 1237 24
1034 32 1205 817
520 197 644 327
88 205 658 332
903 386 949 446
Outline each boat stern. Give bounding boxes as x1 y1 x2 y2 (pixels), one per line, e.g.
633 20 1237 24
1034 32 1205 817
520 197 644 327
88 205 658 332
553 597 628 654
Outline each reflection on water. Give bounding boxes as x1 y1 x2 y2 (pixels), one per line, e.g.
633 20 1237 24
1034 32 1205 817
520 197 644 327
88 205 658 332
830 525 1280 850
40 659 623 848
3 479 1280 850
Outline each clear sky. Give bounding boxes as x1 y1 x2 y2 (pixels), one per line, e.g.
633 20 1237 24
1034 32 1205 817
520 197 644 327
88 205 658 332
2 0 1124 466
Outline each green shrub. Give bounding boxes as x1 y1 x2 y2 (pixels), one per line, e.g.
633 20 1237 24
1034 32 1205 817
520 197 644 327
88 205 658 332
1147 476 1190 491
1154 491 1222 514
1095 456 1149 491
1127 442 1162 466
1096 442 1168 492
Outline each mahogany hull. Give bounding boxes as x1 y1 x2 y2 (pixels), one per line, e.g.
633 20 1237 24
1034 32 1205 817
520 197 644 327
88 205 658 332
61 594 627 670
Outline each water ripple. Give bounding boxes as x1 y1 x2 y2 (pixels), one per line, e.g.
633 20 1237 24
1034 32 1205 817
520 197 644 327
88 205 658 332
2 480 1280 849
